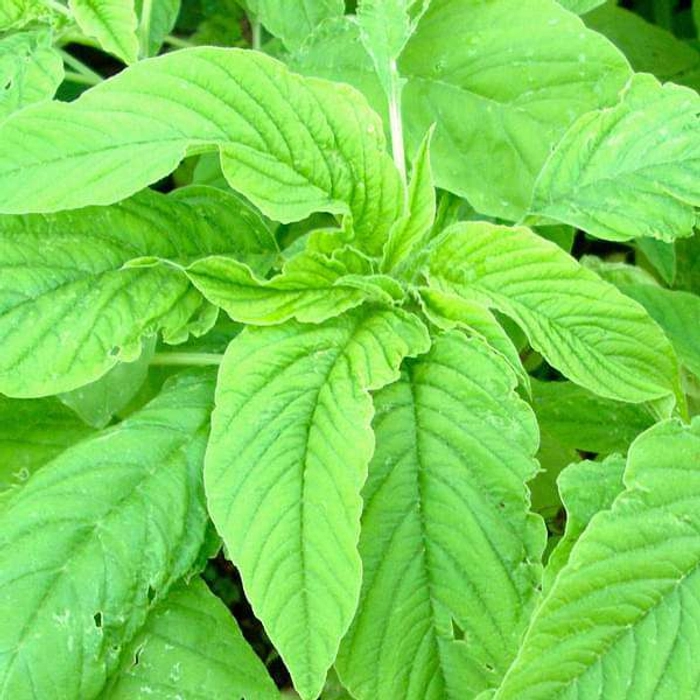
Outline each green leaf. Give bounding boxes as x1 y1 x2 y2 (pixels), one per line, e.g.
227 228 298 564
676 233 700 295
0 370 215 699
0 395 94 495
68 0 140 64
246 0 345 51
636 237 676 286
0 48 401 256
399 0 631 220
104 577 277 700
619 284 700 380
381 127 435 274
557 0 606 13
0 186 272 397
0 31 64 122
531 379 654 455
59 336 156 428
418 287 529 392
336 332 545 699
185 250 398 326
585 4 700 92
543 454 626 591
135 0 181 57
0 0 56 31
426 222 680 405
495 418 700 699
204 308 430 699
531 74 700 243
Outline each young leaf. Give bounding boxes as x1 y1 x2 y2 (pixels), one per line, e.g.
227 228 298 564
619 284 700 380
0 31 64 122
204 308 430 700
0 186 273 397
531 74 700 243
636 237 676 286
381 127 435 274
104 578 277 700
531 379 654 455
543 454 626 591
0 370 215 699
59 336 156 428
399 0 631 220
336 332 545 699
135 0 181 57
0 47 402 254
246 0 345 51
426 222 680 406
0 395 94 495
185 250 398 326
68 0 140 64
496 418 700 699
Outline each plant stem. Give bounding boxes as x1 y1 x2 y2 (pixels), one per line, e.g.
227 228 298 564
59 49 103 84
63 70 101 86
139 0 153 58
164 34 194 49
150 352 223 367
251 19 262 51
46 0 72 19
387 59 406 184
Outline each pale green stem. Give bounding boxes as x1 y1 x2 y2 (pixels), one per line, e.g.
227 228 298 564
388 59 406 184
63 70 101 86
164 34 194 49
251 18 262 51
139 0 153 58
46 0 72 19
150 352 223 367
59 49 103 83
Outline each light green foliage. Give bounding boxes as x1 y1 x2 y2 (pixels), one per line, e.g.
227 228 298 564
186 250 400 325
0 0 56 30
68 0 140 64
557 0 606 13
382 128 435 273
399 0 631 220
532 74 700 243
426 222 680 406
0 31 63 122
0 370 215 699
496 418 700 699
544 454 626 591
205 309 430 699
636 237 676 285
59 337 156 428
337 333 544 699
0 47 401 255
135 0 181 56
0 395 94 494
104 577 277 699
245 0 345 50
0 186 272 397
619 284 700 380
586 4 700 92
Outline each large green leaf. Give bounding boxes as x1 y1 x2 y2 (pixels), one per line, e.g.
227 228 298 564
0 31 63 122
205 308 430 699
69 0 140 64
0 370 215 698
185 249 398 325
247 0 345 51
531 74 700 243
0 47 401 255
426 222 680 405
0 395 94 495
105 577 277 699
399 0 630 220
618 284 700 381
496 418 700 699
0 186 273 397
543 454 626 591
337 332 544 699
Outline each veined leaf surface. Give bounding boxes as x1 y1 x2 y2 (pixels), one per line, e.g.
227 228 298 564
0 370 215 699
204 308 430 699
426 222 680 405
0 47 402 255
496 418 700 699
337 332 544 699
